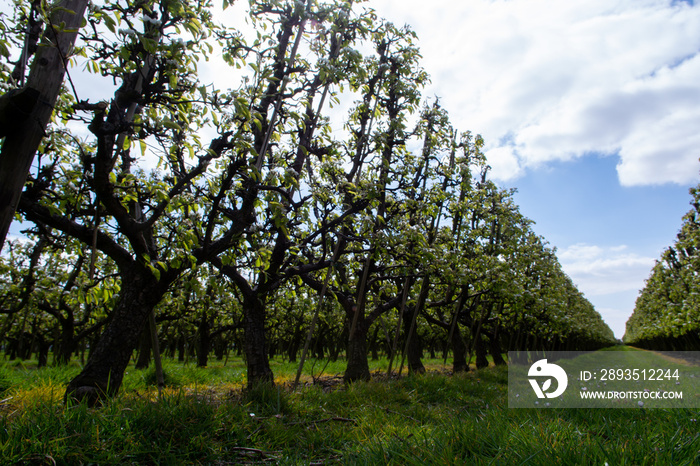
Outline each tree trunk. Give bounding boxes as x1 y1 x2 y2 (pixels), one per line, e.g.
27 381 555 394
8 337 17 360
314 336 325 359
243 295 273 388
344 318 371 383
489 328 506 366
403 308 425 375
370 324 380 361
287 337 300 363
196 314 210 368
177 333 186 362
36 334 49 368
329 327 343 361
19 333 32 360
214 334 225 361
135 325 151 369
475 335 489 369
167 333 177 359
57 320 77 365
451 322 469 373
64 270 165 405
0 0 89 251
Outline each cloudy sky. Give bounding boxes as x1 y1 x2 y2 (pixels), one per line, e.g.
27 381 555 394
369 0 700 338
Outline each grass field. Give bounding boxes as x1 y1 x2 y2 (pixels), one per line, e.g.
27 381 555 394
0 351 698 464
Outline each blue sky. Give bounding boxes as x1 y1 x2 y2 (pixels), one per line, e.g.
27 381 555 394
512 155 693 338
370 0 700 338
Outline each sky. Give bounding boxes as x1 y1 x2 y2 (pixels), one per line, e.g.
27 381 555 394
369 0 700 338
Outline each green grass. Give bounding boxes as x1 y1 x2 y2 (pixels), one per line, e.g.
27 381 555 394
0 354 698 464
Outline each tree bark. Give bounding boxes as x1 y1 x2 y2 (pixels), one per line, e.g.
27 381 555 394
243 295 274 388
135 326 151 369
474 335 489 369
400 277 430 376
36 335 49 368
0 0 89 251
57 319 77 365
344 318 371 383
177 333 186 362
214 334 226 361
489 328 506 366
370 324 380 361
403 307 425 375
451 323 469 373
64 269 165 405
196 311 210 368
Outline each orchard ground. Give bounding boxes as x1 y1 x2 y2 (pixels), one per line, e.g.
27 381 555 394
0 348 698 464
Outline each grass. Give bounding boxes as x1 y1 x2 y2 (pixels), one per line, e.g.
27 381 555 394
0 353 698 464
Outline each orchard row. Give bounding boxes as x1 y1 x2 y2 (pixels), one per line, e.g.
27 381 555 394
624 185 700 350
0 0 614 403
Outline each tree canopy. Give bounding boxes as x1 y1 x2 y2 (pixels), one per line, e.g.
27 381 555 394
624 184 700 350
0 0 615 403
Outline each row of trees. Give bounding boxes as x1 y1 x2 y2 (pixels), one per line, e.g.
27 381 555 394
624 184 700 350
0 0 615 404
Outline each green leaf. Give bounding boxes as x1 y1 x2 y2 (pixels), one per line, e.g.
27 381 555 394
162 118 183 131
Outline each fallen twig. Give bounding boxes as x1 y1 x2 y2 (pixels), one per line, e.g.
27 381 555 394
231 446 280 463
231 446 265 455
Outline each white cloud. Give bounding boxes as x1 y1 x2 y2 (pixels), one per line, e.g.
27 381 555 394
371 0 700 186
558 243 655 296
557 242 657 338
484 145 523 180
617 104 700 186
